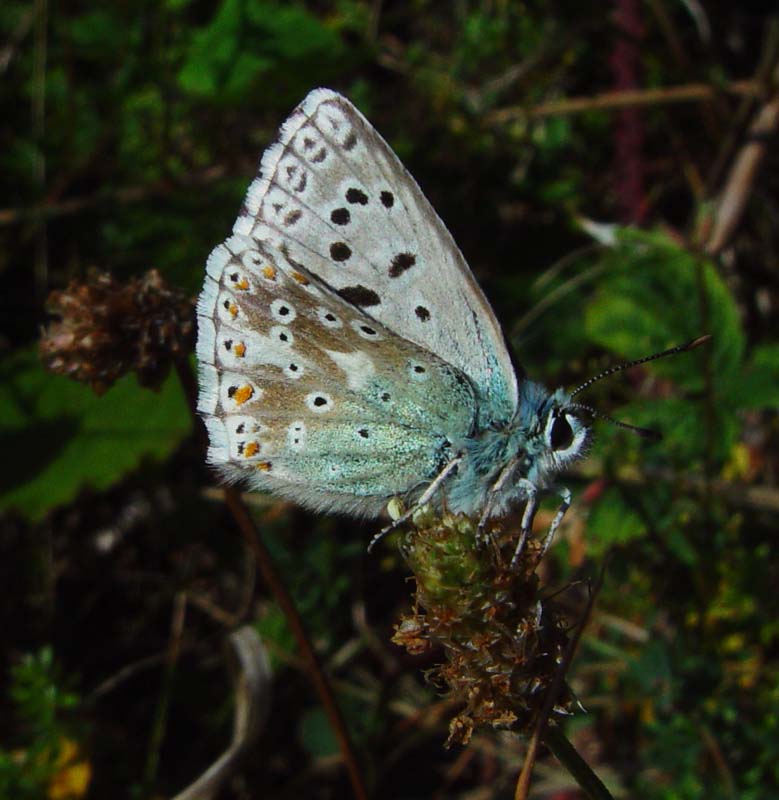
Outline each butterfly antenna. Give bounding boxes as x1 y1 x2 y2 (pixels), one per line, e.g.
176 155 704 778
566 402 662 441
569 335 711 398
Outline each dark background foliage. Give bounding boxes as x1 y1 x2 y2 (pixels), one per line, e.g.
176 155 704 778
1 2 778 798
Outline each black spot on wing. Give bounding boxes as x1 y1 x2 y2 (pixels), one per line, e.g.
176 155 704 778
346 187 368 205
330 242 352 262
380 191 394 208
330 208 350 225
415 305 430 321
337 285 381 307
388 252 416 278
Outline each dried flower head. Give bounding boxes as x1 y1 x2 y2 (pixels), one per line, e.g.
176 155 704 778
41 269 195 394
391 510 576 747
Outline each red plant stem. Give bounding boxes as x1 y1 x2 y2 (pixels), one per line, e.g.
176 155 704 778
611 0 646 223
223 489 368 800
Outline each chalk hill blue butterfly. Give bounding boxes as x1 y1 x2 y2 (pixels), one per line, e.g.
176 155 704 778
196 88 592 551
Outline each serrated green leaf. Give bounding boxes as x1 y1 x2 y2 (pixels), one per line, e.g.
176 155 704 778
584 228 744 390
0 349 191 520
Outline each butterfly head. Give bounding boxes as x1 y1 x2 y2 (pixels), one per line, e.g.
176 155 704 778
530 387 592 484
496 382 591 495
522 336 713 488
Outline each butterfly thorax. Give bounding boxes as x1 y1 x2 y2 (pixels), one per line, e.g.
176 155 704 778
444 382 590 517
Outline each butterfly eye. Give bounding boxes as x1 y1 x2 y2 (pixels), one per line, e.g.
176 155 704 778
550 414 574 451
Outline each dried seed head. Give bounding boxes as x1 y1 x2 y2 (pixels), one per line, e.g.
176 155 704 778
391 513 576 747
40 269 195 393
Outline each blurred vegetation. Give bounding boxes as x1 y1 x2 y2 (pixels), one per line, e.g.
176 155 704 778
1 1 778 798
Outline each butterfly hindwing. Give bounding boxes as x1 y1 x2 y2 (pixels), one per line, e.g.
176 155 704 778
232 88 518 424
197 235 477 514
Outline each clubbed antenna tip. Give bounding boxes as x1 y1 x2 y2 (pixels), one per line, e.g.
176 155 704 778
684 334 712 351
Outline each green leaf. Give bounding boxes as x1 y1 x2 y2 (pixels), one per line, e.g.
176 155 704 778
587 487 646 553
178 0 345 101
584 228 744 390
726 343 779 410
0 349 191 520
68 9 125 57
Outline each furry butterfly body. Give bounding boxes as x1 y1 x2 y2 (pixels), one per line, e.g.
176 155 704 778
196 89 589 529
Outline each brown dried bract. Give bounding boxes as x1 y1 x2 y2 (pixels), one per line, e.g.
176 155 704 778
41 269 195 394
391 512 576 747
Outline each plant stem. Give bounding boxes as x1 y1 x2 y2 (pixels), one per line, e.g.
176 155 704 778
223 489 369 800
543 726 615 800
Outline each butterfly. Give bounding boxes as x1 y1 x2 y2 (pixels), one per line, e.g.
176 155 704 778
196 88 593 558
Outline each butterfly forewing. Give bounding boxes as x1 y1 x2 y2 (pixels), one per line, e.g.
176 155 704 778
232 88 518 424
197 235 477 514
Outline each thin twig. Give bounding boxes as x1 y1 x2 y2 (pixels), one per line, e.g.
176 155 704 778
32 0 48 299
0 6 35 73
223 489 368 800
646 0 691 70
488 80 764 124
173 627 272 800
514 561 608 800
0 165 229 226
512 261 605 339
705 19 779 197
646 0 724 144
89 652 169 701
144 590 188 790
698 722 737 799
622 467 779 513
702 92 779 255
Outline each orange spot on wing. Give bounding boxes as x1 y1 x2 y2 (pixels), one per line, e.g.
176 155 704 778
228 303 238 318
233 342 246 358
256 461 272 472
292 271 310 285
236 278 249 290
244 441 260 458
234 385 254 405
262 265 277 281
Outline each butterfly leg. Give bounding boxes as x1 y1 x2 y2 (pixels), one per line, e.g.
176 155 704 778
540 486 572 556
508 479 538 570
475 457 522 542
367 455 464 552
